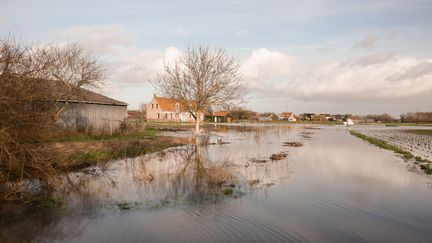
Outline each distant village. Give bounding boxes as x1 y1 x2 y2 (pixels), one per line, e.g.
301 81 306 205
55 87 432 134
125 95 424 126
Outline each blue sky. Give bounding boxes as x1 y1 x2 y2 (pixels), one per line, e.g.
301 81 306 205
1 0 432 115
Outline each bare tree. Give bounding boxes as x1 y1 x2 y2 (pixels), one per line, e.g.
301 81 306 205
0 35 105 200
139 102 147 114
154 45 245 133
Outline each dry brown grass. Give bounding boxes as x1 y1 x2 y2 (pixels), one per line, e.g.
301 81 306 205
283 142 303 147
206 166 234 187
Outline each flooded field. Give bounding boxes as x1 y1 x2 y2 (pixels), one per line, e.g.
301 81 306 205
353 126 432 160
2 125 432 243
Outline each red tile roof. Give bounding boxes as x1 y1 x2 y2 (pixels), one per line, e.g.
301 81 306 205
280 112 293 117
127 110 139 116
154 97 180 111
213 111 230 117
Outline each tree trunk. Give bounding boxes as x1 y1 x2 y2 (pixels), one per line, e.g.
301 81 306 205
195 111 200 134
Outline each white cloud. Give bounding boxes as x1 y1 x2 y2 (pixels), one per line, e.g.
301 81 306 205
54 24 132 55
241 48 296 90
0 16 6 26
390 61 432 81
352 52 395 66
52 25 432 106
174 26 190 36
353 33 379 49
242 48 432 101
54 25 182 89
232 26 249 36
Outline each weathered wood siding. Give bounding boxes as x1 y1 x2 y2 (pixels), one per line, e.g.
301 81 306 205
58 102 127 133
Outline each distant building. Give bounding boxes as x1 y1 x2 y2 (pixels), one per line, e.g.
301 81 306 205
127 110 139 119
213 111 232 123
280 112 297 122
299 113 314 121
313 114 327 122
258 115 272 122
146 96 204 122
127 110 145 128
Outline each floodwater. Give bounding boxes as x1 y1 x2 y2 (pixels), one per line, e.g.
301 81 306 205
2 125 432 243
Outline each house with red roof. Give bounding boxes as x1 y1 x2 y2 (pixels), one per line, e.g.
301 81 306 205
146 96 204 122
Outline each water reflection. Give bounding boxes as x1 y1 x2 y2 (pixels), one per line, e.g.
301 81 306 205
2 125 432 243
62 126 294 209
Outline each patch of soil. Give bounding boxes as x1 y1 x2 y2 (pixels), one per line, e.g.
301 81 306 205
270 152 288 161
248 158 269 164
304 126 321 130
283 141 303 147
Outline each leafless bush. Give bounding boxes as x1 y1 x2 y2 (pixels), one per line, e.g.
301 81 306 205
0 35 104 200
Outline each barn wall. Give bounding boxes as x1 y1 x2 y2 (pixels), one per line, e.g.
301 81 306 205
59 102 127 133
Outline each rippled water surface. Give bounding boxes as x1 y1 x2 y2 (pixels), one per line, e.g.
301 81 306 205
2 125 432 243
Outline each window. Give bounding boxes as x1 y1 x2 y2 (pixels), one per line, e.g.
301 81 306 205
156 104 159 109
164 113 168 119
157 113 160 119
175 103 179 111
152 104 154 109
175 113 178 118
170 113 173 119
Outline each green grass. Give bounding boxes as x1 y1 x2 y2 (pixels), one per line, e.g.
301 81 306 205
350 130 414 160
350 130 432 174
406 129 432 136
420 164 432 175
69 142 183 169
50 128 158 143
369 122 432 127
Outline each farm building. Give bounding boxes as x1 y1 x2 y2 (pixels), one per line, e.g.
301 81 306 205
213 111 232 123
146 96 204 122
280 112 297 122
55 83 127 133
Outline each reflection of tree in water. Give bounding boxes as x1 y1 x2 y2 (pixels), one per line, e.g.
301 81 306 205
129 138 291 207
0 126 294 242
132 144 239 206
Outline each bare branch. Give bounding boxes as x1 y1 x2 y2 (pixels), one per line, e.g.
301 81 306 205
153 45 246 133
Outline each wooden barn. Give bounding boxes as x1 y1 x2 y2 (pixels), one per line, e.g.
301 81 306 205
55 83 128 133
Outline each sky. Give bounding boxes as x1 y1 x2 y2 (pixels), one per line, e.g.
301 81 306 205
1 0 432 115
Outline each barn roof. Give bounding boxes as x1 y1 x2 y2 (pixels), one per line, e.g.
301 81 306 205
52 81 127 106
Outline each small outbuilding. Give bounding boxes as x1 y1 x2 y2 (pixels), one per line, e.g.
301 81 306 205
213 111 232 123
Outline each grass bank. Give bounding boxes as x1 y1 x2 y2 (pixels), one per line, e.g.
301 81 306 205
349 130 432 175
405 129 432 136
52 128 192 171
50 128 158 143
